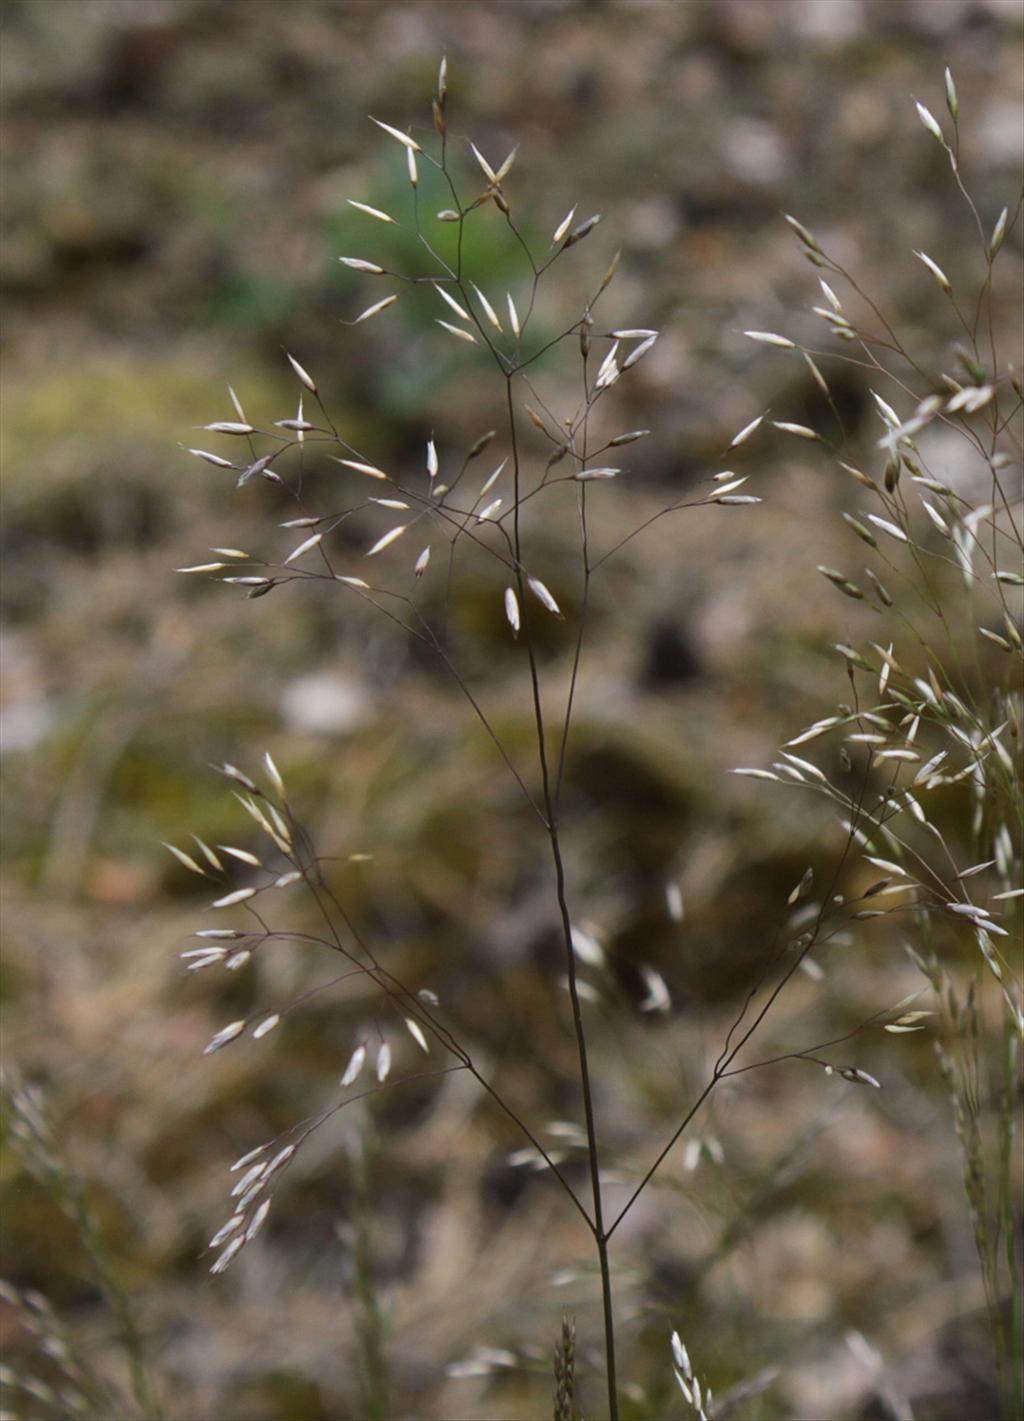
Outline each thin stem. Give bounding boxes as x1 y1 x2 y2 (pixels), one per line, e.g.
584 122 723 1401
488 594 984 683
608 759 878 1239
549 797 618 1415
505 372 618 1417
275 821 594 1227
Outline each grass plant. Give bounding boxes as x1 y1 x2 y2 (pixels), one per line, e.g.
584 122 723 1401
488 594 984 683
169 61 1021 1421
740 67 1023 1421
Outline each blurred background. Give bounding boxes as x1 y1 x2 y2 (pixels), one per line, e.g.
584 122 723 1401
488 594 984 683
2 1 1021 1418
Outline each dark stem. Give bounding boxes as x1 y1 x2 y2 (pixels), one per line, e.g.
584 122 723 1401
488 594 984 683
504 375 618 1418
550 822 618 1420
596 1234 618 1420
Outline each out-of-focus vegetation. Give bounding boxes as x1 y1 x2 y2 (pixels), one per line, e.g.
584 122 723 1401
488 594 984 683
1 2 1021 1419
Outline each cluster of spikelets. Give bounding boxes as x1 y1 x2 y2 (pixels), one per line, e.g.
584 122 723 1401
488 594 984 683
670 1331 714 1421
703 73 1021 1416
553 1316 578 1421
731 72 1021 1416
177 55 768 661
164 755 440 1275
0 1279 91 1420
733 68 1022 1041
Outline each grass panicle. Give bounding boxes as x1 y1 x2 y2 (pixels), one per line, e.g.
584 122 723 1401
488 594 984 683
172 61 1021 1420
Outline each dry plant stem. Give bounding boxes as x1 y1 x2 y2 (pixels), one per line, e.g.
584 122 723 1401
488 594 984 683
550 824 618 1420
505 372 619 1418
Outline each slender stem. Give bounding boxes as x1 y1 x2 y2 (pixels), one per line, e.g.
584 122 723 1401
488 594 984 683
596 1234 619 1419
505 373 618 1417
609 758 878 1239
550 822 617 1418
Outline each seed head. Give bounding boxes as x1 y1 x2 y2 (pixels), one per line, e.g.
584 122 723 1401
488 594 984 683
285 352 317 393
504 587 521 636
341 1044 367 1087
348 200 395 224
913 250 951 292
915 100 944 143
527 577 561 617
369 117 421 152
366 525 407 557
204 1020 246 1055
552 205 576 243
352 294 399 324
